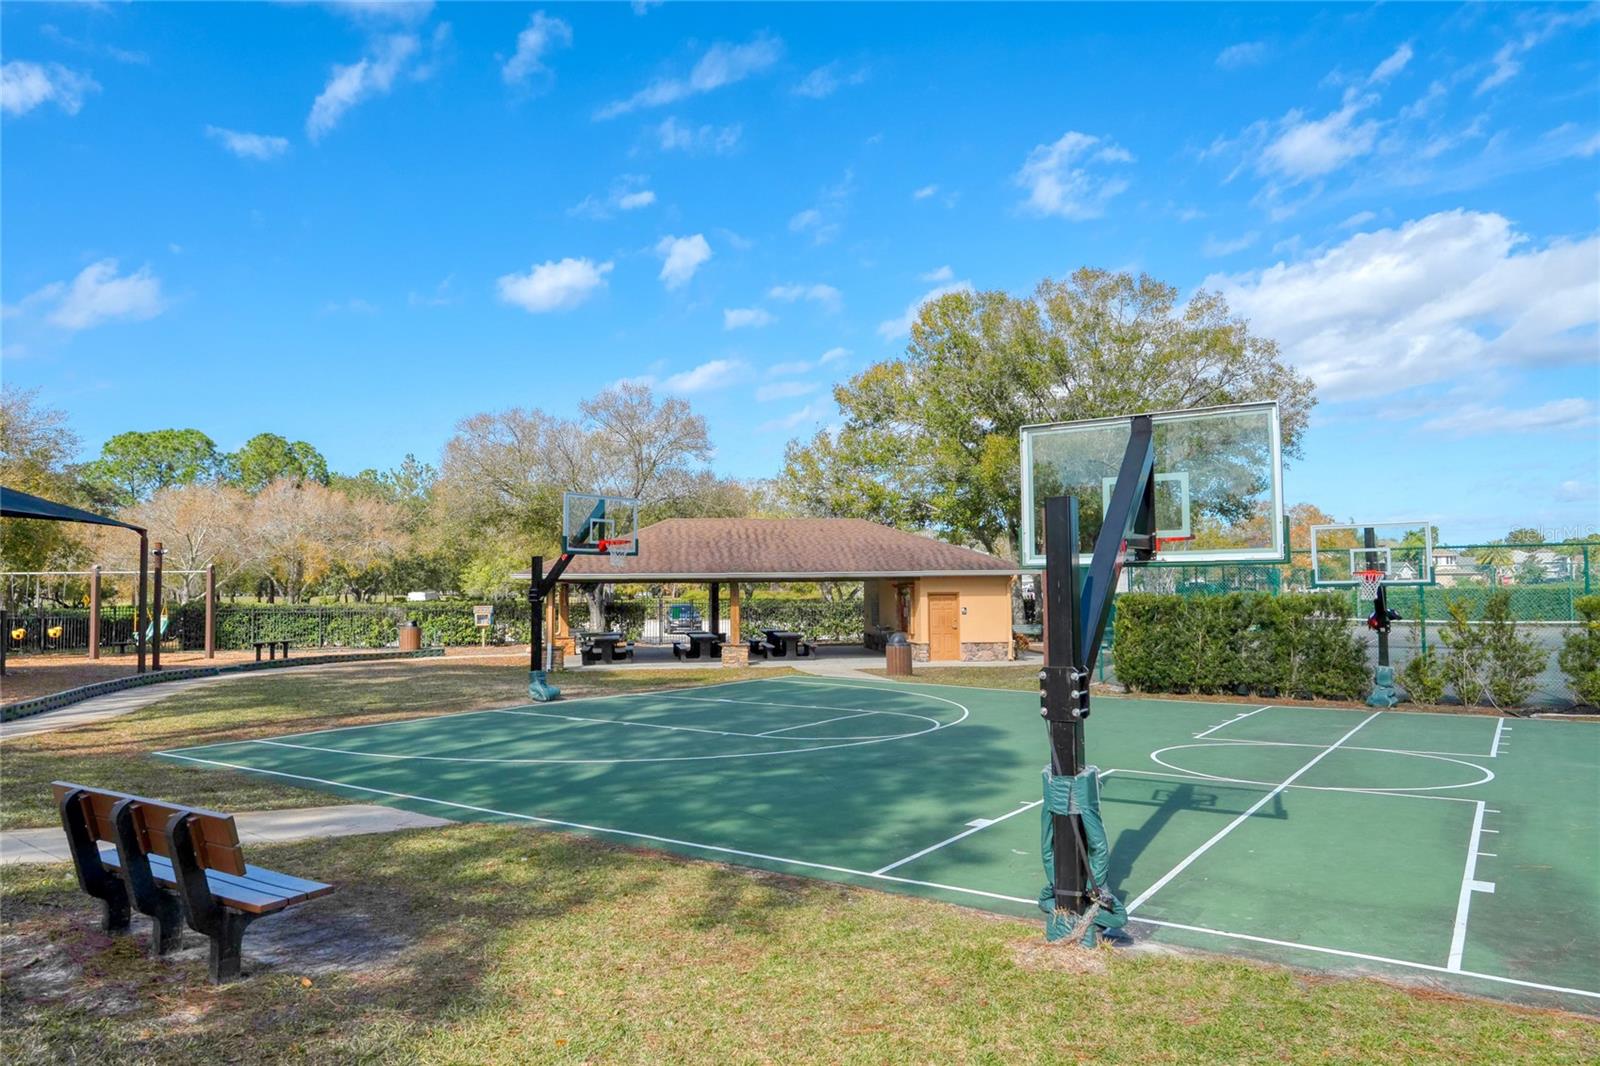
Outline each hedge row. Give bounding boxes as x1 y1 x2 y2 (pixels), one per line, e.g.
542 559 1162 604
1112 592 1368 701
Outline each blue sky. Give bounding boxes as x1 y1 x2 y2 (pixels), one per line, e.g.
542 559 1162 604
3 1 1597 543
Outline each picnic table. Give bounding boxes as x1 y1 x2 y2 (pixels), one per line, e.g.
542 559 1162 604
580 631 633 664
762 629 811 658
673 630 723 661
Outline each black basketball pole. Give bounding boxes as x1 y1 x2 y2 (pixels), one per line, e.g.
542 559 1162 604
1039 414 1158 920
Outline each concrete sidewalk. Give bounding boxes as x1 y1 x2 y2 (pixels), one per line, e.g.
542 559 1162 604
1 804 453 865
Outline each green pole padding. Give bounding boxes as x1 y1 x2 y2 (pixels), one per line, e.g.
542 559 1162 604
1038 767 1127 945
528 669 560 702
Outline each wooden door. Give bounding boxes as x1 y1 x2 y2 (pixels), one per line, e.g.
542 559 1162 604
928 593 960 661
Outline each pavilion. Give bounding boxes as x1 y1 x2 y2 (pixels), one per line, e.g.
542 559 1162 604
548 517 1019 664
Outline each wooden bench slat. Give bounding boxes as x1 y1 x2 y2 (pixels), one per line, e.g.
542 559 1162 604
53 782 246 875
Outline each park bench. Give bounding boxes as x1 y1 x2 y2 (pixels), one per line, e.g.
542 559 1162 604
579 632 633 665
252 639 291 661
53 782 334 983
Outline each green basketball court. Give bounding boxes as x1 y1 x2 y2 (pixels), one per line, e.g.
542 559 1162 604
155 676 1600 1013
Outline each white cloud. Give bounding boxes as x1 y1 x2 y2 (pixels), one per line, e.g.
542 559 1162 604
818 345 848 365
321 297 379 316
654 116 742 155
792 61 868 99
597 34 782 119
1 61 99 116
1202 231 1259 257
631 0 664 13
37 260 166 331
788 171 853 244
1477 5 1600 95
755 381 818 402
724 307 775 330
771 347 849 376
496 257 612 312
1420 398 1597 437
306 33 420 141
656 234 712 290
1259 100 1379 182
502 11 572 86
877 281 975 340
1207 210 1600 401
1014 132 1133 220
204 125 290 160
767 283 841 311
325 1 435 28
1339 210 1378 229
1216 42 1267 70
1368 43 1413 85
758 401 830 433
662 358 744 394
570 175 656 219
919 265 954 282
912 184 939 200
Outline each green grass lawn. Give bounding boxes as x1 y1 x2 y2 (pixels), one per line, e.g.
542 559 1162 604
6 824 1599 1064
0 661 788 830
3 659 1597 1062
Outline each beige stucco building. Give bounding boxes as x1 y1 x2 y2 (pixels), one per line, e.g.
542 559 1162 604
555 517 1020 663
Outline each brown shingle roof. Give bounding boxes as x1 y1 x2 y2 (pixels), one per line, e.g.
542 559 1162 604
550 517 1017 582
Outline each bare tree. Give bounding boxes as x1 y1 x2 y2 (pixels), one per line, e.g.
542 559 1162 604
580 382 712 509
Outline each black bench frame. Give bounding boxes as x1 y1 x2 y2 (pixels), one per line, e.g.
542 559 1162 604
56 784 331 982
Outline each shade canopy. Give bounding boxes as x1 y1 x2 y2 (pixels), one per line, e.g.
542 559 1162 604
518 517 1018 583
0 486 145 533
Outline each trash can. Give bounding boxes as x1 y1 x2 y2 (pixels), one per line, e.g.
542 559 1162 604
885 631 913 678
398 620 422 651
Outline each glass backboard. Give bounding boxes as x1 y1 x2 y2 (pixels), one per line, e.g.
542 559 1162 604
1309 522 1434 587
561 492 640 556
1019 401 1284 568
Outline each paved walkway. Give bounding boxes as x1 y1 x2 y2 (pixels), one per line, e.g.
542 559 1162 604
1 804 453 866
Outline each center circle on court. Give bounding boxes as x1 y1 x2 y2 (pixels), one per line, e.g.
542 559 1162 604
1148 741 1494 793
255 686 972 767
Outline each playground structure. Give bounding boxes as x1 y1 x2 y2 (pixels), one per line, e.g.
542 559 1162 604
3 562 216 663
0 485 217 676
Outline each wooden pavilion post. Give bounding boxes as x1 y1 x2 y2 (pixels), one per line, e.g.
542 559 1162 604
728 582 741 645
204 564 216 659
555 584 572 665
88 565 101 660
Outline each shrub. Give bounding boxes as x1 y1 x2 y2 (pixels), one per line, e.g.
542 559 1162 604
1398 645 1447 706
1558 594 1600 707
1439 591 1547 708
1111 592 1365 700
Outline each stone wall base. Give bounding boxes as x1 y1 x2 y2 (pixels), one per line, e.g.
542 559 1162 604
961 641 1012 662
721 644 750 667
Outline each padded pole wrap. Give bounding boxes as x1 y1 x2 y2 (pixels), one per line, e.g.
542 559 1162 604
1037 766 1127 945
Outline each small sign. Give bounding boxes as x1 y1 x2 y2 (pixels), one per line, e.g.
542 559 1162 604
473 605 494 627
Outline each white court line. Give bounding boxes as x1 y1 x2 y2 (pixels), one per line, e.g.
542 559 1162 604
151 748 1600 1002
1491 717 1507 758
873 801 1043 875
1448 800 1496 972
1126 712 1382 914
758 711 874 737
1193 705 1274 739
1209 737 1501 760
496 706 928 742
1101 767 1480 805
491 708 772 740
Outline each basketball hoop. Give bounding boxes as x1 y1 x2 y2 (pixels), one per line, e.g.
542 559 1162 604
1357 569 1384 601
602 538 631 569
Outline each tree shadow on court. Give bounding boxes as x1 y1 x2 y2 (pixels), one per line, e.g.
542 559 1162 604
1101 777 1287 898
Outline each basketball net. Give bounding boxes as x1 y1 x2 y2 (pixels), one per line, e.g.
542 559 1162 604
604 538 631 569
1357 569 1384 601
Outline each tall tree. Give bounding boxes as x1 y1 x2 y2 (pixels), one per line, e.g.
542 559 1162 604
0 387 88 579
80 428 224 507
231 433 331 493
95 482 252 602
244 479 403 602
777 269 1318 555
579 382 714 512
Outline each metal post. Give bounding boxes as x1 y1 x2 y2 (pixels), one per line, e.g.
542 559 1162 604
151 543 164 671
89 565 101 660
528 555 543 674
136 534 148 674
709 581 721 637
205 564 215 659
1042 496 1086 915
